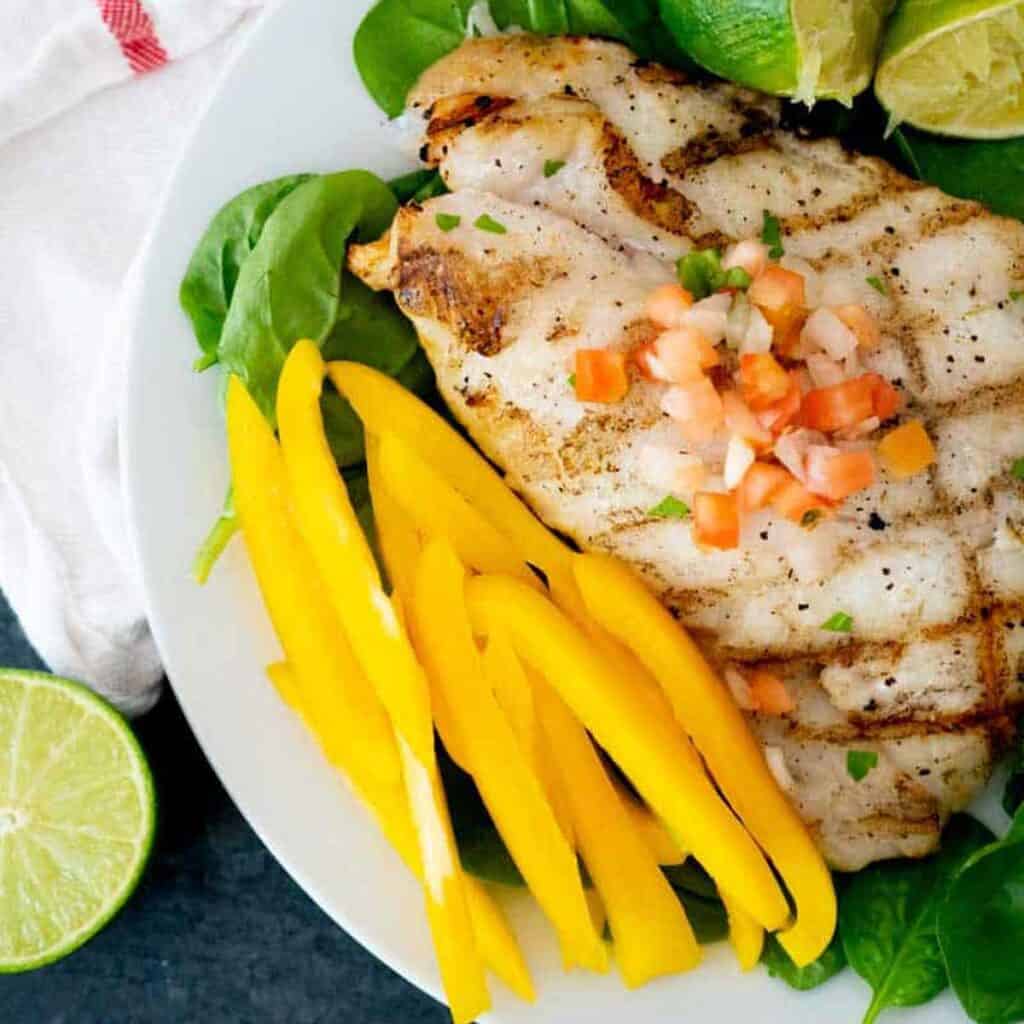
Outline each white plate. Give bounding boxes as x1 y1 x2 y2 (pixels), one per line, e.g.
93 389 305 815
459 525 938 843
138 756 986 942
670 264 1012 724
122 2 967 1020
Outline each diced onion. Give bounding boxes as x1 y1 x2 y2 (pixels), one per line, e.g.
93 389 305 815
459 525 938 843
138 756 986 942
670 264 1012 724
779 255 821 306
725 667 756 711
723 240 769 279
741 305 774 354
806 352 845 388
802 308 858 361
723 434 756 490
683 293 731 344
764 747 794 791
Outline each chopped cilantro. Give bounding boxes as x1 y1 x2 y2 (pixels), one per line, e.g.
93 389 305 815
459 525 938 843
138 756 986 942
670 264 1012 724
761 211 784 258
648 496 690 520
847 750 879 782
1012 457 1024 480
725 267 752 290
435 212 461 232
474 213 507 235
866 275 888 295
543 159 566 178
1011 290 1024 302
568 373 577 389
821 611 854 633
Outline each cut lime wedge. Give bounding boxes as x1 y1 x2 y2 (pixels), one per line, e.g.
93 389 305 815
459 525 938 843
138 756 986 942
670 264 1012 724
659 0 892 103
876 0 1024 138
0 670 155 972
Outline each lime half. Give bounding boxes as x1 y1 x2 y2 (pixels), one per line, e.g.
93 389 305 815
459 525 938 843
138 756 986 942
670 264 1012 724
659 0 892 103
0 670 155 972
876 0 1024 138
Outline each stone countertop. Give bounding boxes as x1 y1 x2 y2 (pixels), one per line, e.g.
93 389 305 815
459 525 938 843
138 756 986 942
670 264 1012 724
0 593 448 1024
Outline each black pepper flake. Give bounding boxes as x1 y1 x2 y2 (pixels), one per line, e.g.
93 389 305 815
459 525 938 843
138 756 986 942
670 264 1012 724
868 512 887 531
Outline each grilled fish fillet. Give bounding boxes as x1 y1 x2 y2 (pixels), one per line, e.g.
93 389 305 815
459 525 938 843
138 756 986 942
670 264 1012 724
351 35 1024 871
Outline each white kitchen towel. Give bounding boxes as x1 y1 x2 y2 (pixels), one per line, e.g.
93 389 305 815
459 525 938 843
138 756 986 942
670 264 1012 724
0 0 263 715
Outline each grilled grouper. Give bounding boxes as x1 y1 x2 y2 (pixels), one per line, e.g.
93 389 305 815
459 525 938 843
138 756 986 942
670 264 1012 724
350 35 1024 871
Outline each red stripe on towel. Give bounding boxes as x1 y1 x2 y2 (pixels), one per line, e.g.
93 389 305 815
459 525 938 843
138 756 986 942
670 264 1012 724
97 0 168 74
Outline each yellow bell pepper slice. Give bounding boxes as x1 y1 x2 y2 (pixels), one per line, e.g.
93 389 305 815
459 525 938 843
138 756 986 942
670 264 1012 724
721 889 765 972
535 681 702 987
367 440 472 773
481 631 575 848
409 538 606 973
365 435 421 605
226 377 416 867
572 553 836 966
466 574 790 933
273 347 489 1023
463 877 536 1002
277 342 434 764
376 432 538 586
328 360 575 586
612 782 687 867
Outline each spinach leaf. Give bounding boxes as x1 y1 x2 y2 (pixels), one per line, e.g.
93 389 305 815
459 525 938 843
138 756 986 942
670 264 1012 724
841 815 996 1024
1003 716 1024 817
899 131 1024 224
762 931 847 991
354 0 477 118
938 808 1024 1024
388 167 449 204
662 860 729 944
180 174 315 365
217 171 399 428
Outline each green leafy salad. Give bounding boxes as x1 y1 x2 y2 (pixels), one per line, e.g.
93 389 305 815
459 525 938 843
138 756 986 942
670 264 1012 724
180 2 1024 1020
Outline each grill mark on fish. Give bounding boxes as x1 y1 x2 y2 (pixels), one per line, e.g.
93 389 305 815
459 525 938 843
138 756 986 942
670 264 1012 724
397 243 566 357
662 118 776 176
602 121 696 235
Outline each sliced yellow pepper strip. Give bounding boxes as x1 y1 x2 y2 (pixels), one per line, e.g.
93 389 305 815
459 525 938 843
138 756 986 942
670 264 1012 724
463 877 536 1003
226 377 409 831
572 553 836 966
612 782 687 867
535 681 702 988
273 347 489 1024
409 538 606 973
365 435 421 605
465 574 790 932
481 632 575 848
376 432 538 586
367 441 471 773
328 361 574 585
721 889 765 972
278 342 433 765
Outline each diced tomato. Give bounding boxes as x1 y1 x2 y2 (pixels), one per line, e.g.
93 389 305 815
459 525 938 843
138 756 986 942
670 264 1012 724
722 389 773 449
756 372 803 434
740 353 791 411
867 373 901 421
834 304 881 350
799 375 876 432
655 326 720 383
661 378 724 443
646 283 694 328
748 265 806 335
877 420 936 479
772 319 807 359
575 349 629 403
693 491 740 550
771 475 833 524
738 461 790 513
747 671 795 715
805 448 876 502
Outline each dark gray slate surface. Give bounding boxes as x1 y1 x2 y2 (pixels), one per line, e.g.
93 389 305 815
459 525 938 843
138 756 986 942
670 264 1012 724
0 592 447 1024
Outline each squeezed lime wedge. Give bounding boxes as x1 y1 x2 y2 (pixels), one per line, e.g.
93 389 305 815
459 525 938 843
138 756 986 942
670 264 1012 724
0 670 155 972
876 0 1024 138
659 0 891 103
